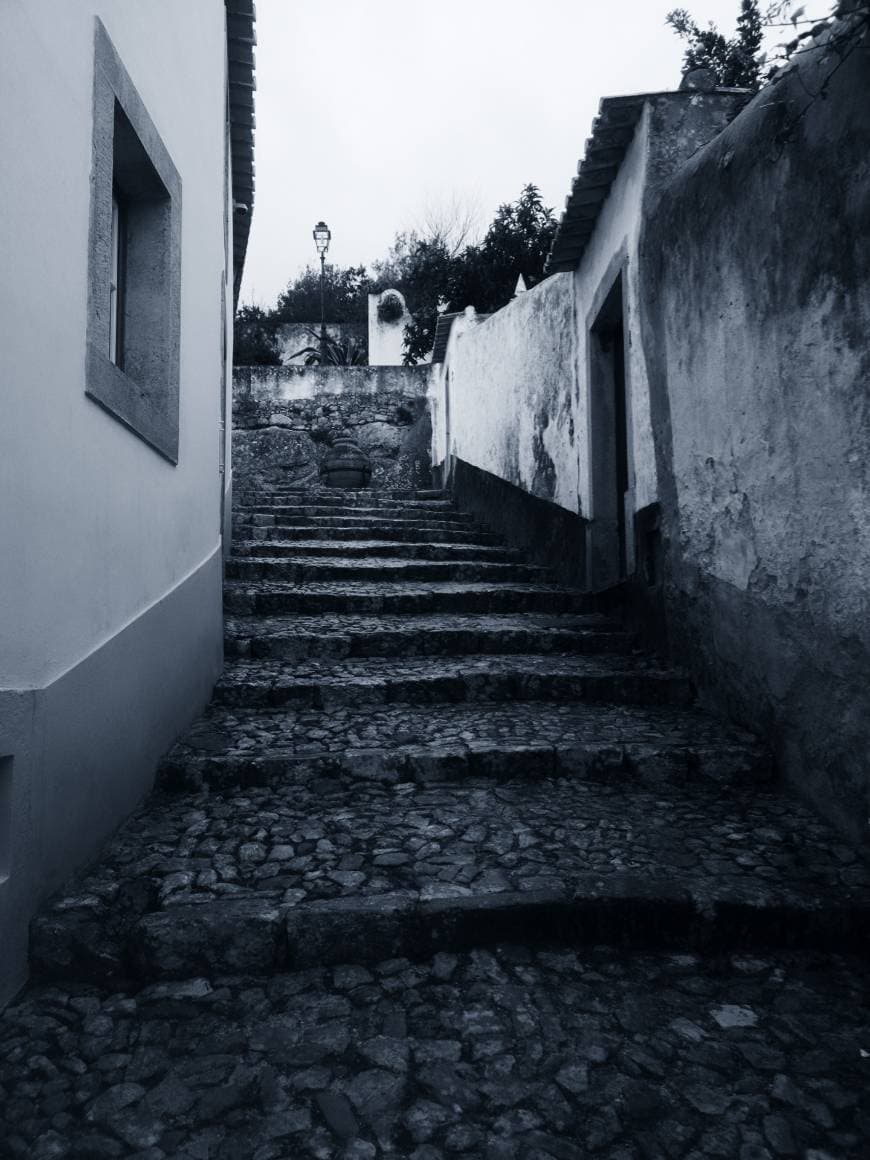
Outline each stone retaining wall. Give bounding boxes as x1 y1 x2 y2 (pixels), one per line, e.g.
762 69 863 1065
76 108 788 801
232 365 432 491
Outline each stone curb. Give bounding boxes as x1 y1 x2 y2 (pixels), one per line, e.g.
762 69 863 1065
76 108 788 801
158 735 771 793
39 882 870 985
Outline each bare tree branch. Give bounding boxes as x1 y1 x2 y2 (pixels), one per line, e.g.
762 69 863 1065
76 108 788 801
412 193 485 258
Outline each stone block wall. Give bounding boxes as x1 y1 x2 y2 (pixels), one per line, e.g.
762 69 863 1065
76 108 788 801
232 365 432 492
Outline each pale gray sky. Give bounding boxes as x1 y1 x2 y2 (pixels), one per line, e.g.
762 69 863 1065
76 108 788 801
240 0 777 307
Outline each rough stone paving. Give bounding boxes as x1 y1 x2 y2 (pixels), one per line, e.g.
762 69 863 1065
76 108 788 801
4 484 870 1158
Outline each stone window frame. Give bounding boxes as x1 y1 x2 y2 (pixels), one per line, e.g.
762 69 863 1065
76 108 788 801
85 18 182 464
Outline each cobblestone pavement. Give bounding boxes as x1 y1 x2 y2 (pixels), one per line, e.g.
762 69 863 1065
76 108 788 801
223 613 633 660
230 542 524 561
223 580 594 617
9 484 870 1157
167 699 763 771
211 653 694 710
2 947 869 1159
31 776 870 985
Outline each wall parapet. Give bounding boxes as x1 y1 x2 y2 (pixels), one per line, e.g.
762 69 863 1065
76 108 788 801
235 364 430 401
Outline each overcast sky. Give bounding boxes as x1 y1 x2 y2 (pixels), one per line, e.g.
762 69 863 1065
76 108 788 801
239 0 775 307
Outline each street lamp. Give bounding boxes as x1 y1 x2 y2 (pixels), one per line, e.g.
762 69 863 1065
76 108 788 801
313 220 331 361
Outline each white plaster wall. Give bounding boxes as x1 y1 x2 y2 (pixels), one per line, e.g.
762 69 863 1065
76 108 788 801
0 0 229 1004
0 0 228 689
571 106 657 519
222 119 236 553
368 290 410 366
432 108 657 532
438 279 580 510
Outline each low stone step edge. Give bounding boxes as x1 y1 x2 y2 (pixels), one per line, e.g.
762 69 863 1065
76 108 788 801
31 883 870 986
158 738 771 792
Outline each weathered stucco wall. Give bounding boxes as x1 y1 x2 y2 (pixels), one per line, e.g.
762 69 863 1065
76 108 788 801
640 20 870 841
434 275 580 509
233 365 432 491
431 93 745 570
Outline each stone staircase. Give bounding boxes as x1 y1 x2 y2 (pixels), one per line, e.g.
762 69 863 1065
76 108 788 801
30 484 870 986
8 482 870 1159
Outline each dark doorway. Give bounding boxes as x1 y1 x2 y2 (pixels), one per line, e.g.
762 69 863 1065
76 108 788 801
587 273 630 590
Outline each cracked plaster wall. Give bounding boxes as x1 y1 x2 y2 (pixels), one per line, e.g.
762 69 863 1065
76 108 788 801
639 21 870 841
233 365 432 491
434 275 580 512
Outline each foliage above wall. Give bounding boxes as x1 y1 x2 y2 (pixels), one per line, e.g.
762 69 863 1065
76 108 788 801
286 328 367 366
273 264 371 326
667 0 764 88
233 304 281 365
234 184 557 366
390 184 558 364
666 0 865 90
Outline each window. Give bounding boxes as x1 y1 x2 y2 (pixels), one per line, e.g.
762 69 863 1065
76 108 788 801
85 19 182 463
109 191 126 366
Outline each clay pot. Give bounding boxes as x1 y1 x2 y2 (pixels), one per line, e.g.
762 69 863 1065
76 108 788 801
319 437 372 489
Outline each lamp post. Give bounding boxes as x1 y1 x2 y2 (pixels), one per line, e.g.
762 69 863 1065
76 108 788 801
313 220 331 362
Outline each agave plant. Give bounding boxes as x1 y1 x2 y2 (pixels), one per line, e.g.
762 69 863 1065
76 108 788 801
288 327 367 366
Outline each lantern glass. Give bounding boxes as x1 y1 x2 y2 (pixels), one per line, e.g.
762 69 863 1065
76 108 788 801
313 221 331 257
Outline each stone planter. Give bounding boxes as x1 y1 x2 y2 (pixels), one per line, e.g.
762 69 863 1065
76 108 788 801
319 437 372 489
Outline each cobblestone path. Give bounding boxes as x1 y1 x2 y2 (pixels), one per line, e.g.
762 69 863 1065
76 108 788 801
3 484 869 1158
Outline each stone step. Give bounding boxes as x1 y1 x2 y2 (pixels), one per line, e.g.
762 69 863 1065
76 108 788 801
6 947 870 1159
224 557 551 585
234 507 470 524
31 774 869 984
224 612 633 660
403 488 447 500
158 699 769 793
212 655 692 711
235 498 458 514
231 539 521 562
234 487 449 505
240 524 505 545
233 515 482 535
223 581 594 617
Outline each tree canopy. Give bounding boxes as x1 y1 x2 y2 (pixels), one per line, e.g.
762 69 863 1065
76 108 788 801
666 0 765 88
233 304 281 366
272 263 370 326
383 185 557 363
